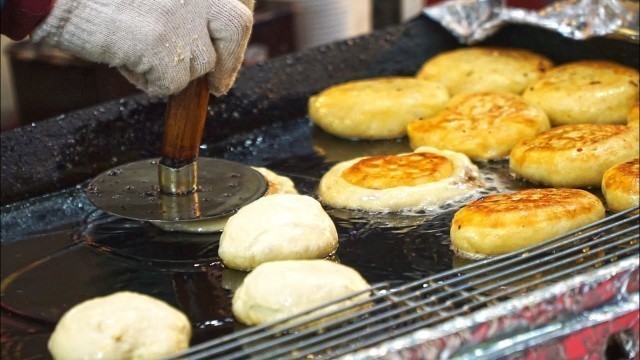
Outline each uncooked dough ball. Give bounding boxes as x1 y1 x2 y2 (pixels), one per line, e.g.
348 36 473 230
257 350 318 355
219 194 338 270
232 260 370 326
48 291 191 360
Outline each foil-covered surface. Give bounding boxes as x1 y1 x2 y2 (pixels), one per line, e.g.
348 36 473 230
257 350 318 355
346 257 640 359
424 0 640 44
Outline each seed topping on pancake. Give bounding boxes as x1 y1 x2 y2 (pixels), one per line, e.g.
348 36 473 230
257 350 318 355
526 60 638 91
463 188 598 215
450 188 605 257
414 92 543 131
417 47 554 95
520 124 630 151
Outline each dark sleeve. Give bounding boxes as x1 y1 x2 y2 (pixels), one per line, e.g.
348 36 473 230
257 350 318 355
1 0 55 40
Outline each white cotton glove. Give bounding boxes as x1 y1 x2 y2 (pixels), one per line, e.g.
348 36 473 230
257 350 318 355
32 0 254 96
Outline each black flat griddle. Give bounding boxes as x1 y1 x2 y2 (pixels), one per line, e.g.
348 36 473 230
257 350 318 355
1 16 638 359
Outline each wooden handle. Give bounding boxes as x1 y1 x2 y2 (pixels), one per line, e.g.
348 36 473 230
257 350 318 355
160 77 210 168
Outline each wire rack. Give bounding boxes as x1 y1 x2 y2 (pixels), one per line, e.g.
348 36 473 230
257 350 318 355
169 207 639 360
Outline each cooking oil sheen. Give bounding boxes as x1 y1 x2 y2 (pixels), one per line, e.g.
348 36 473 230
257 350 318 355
0 123 531 358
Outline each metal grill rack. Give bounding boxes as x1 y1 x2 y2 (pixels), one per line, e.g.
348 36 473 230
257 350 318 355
169 207 639 360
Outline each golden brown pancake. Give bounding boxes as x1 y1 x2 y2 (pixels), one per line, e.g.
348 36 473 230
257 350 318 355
602 158 640 212
407 92 550 160
628 103 639 128
416 47 553 95
523 60 639 125
509 124 639 187
318 146 484 212
308 77 449 139
341 152 454 189
451 188 605 258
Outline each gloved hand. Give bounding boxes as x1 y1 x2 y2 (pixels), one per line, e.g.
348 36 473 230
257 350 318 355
32 0 254 96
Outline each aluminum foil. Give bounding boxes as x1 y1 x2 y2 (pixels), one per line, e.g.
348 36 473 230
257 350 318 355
424 0 640 44
345 257 640 359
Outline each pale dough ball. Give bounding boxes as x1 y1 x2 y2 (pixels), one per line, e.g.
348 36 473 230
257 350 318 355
48 291 191 360
602 158 640 212
308 77 449 139
318 146 484 212
509 124 639 188
522 60 639 125
451 188 605 258
232 260 370 326
407 92 550 160
219 194 338 270
416 47 553 95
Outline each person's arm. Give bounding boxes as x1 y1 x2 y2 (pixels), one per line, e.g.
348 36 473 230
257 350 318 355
3 0 254 96
1 0 55 41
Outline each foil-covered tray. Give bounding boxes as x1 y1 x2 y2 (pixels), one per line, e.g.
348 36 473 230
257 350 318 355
348 257 639 359
425 0 640 44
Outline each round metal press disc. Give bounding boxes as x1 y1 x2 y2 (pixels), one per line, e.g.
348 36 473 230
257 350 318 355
87 158 268 222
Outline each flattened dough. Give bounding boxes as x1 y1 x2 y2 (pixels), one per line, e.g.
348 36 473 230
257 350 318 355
523 60 639 125
219 194 338 270
309 77 449 139
407 92 550 160
48 291 191 360
151 167 298 233
416 47 553 95
451 188 605 258
318 146 484 212
232 260 370 326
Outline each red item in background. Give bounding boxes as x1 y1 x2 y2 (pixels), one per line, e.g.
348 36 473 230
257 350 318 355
507 0 556 9
426 0 555 9
1 0 54 40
